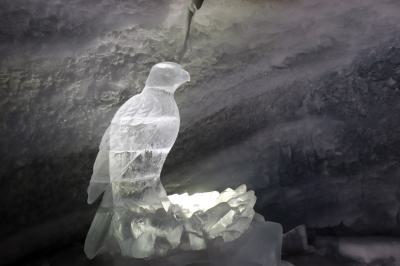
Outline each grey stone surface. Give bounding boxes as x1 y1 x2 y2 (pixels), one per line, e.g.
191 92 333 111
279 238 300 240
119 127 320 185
282 225 309 256
1 0 400 263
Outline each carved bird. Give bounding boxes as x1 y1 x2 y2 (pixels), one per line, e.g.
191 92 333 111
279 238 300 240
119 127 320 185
84 62 190 258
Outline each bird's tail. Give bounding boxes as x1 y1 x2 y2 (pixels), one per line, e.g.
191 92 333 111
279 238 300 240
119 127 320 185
84 205 113 259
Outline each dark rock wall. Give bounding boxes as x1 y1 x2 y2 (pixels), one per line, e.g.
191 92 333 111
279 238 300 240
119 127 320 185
0 0 400 262
166 47 400 234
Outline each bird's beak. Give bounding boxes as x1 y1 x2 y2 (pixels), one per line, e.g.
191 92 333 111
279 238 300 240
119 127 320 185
182 70 190 82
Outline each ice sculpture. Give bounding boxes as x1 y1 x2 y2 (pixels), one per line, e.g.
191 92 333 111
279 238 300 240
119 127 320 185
84 62 266 261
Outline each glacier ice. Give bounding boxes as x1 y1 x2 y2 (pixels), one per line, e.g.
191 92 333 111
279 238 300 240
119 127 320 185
84 62 276 263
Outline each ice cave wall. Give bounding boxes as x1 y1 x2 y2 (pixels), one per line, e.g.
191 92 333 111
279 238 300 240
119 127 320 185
1 0 400 263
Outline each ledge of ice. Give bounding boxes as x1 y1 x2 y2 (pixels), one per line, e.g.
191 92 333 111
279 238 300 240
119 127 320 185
166 184 256 246
85 184 256 258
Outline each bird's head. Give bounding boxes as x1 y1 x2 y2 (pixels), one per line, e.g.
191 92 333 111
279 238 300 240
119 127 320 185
145 62 190 93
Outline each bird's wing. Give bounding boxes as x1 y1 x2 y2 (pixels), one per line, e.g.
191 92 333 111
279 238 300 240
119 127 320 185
109 93 162 179
87 92 161 204
111 91 161 125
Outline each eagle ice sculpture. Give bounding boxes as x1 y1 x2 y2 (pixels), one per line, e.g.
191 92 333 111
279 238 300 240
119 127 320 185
84 62 257 259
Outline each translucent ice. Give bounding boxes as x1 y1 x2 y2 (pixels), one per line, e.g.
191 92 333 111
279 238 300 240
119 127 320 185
84 62 257 259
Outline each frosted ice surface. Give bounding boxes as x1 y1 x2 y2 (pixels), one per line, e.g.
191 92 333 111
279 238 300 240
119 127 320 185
84 62 258 259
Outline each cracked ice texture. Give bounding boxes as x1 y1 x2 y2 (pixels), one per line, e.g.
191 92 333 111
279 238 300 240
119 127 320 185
84 62 256 259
